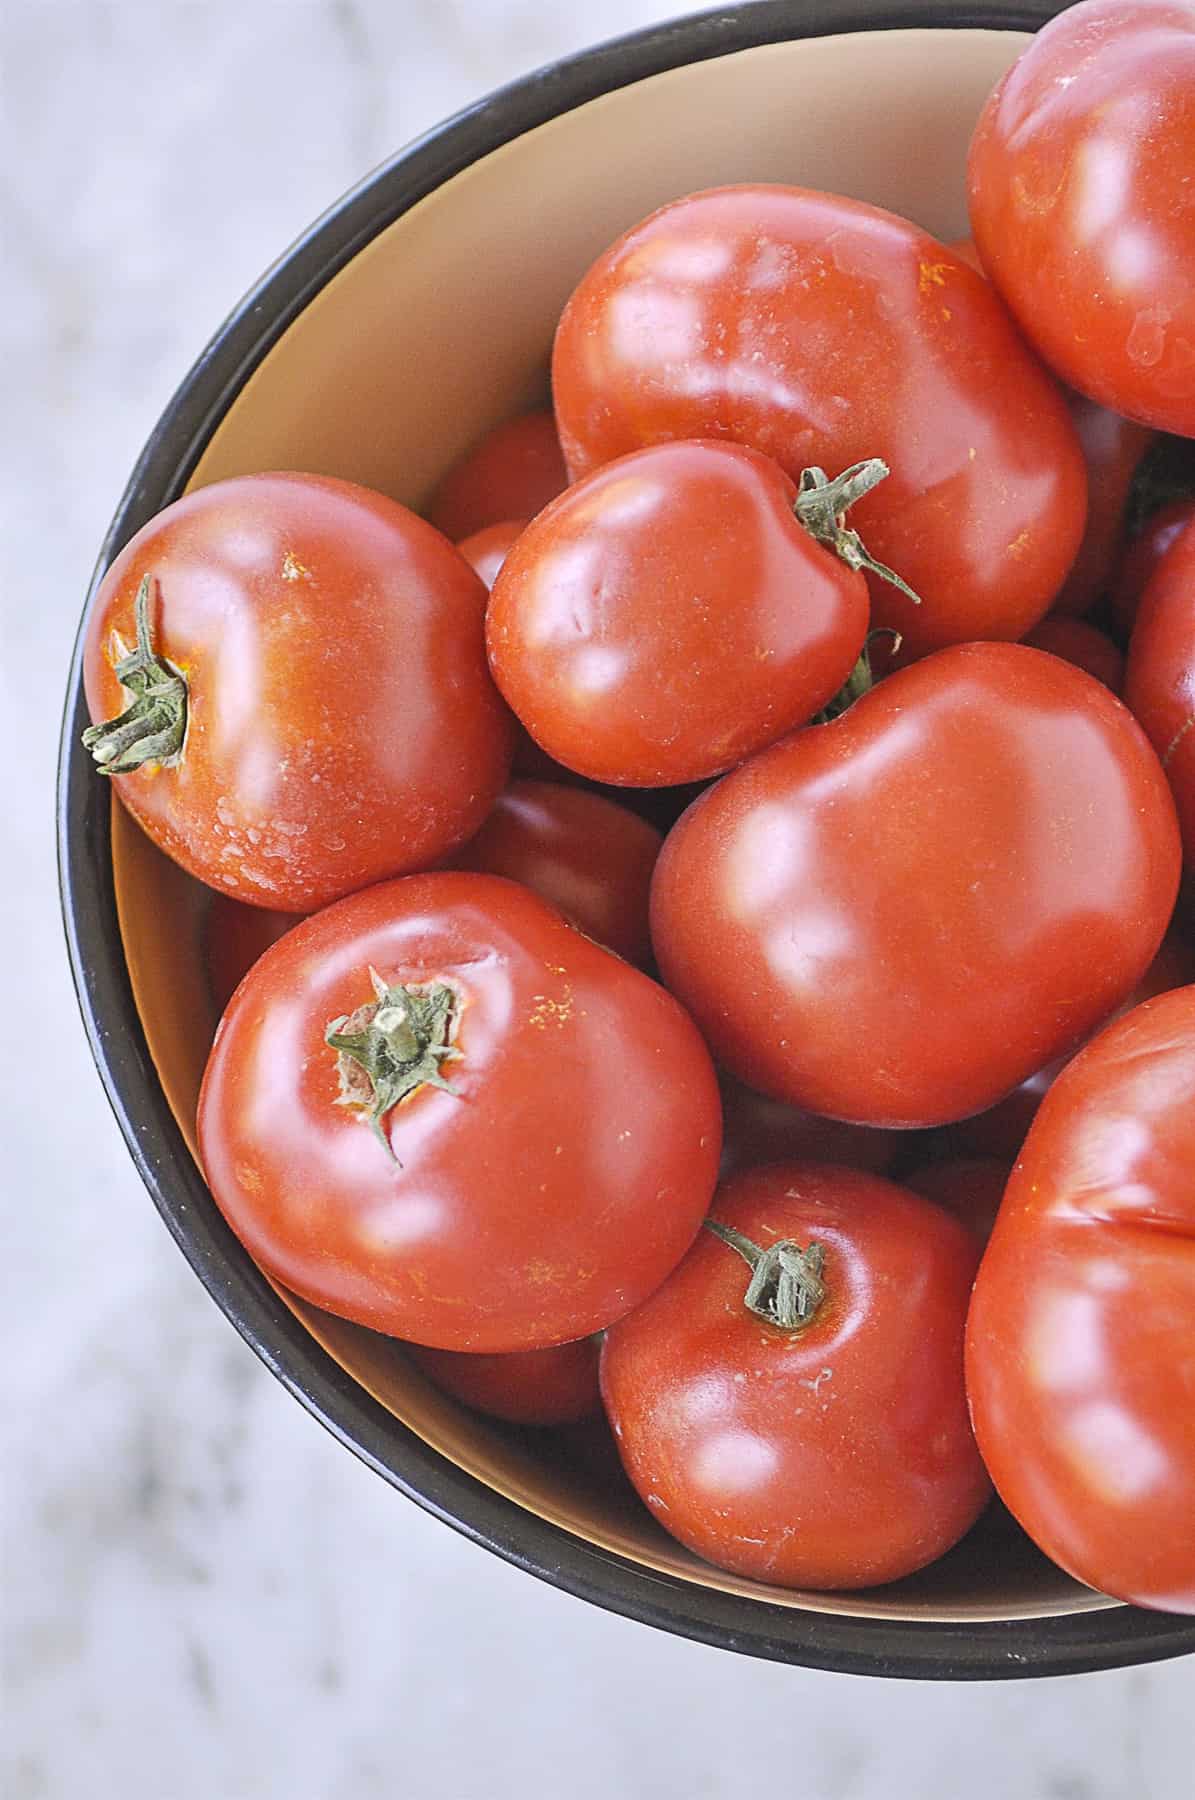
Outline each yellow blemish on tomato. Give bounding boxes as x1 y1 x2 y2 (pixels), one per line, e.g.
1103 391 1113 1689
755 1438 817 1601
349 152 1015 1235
236 1162 263 1195
918 261 949 294
941 307 952 323
1007 529 1032 560
281 551 311 582
528 985 574 1029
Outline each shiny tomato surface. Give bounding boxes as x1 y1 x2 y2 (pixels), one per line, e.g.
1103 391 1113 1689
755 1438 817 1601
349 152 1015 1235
966 986 1195 1612
1126 527 1195 864
553 185 1085 658
602 1164 989 1589
198 873 721 1352
486 440 869 786
449 780 661 965
456 519 527 589
204 779 662 999
969 0 1195 434
1022 615 1124 694
408 1336 601 1427
945 243 1153 619
427 412 566 541
82 474 514 911
958 931 1195 1160
652 643 1181 1128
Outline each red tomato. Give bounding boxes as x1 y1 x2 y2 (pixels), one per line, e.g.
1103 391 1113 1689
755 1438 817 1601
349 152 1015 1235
969 0 1195 435
553 185 1086 659
903 1157 1008 1244
946 236 984 274
944 245 1154 619
1113 498 1195 640
1049 399 1154 618
427 412 566 541
456 519 527 590
204 895 297 1016
453 521 589 784
601 1164 989 1589
1126 536 1195 868
651 642 1181 1128
966 986 1195 1612
487 440 871 786
958 931 1195 1161
407 1336 600 1427
82 474 514 912
719 1077 897 1178
451 779 661 965
198 872 721 1352
1021 616 1124 694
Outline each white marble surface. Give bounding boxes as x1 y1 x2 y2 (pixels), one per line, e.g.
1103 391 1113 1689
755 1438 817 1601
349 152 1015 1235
4 3 1192 1794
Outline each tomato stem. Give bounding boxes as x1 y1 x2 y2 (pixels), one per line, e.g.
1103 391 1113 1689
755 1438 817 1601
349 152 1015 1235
813 626 903 723
326 969 462 1159
82 574 188 773
794 460 921 606
705 1219 826 1331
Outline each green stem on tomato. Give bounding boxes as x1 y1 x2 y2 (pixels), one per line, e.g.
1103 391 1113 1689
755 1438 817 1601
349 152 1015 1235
326 969 463 1159
813 626 903 724
705 1219 827 1331
82 574 188 773
793 460 921 606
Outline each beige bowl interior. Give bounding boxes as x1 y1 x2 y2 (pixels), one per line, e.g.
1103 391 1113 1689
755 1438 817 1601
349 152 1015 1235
113 24 1113 1626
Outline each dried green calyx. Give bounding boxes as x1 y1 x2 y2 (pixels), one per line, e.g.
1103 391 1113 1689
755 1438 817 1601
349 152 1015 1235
82 574 188 773
326 970 462 1158
794 459 921 606
706 1219 827 1332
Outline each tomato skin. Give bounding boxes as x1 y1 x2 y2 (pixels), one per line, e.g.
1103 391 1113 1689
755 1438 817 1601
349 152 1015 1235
486 440 868 787
553 185 1086 660
204 895 298 1016
1022 616 1124 694
454 521 585 783
456 519 527 590
651 642 1181 1128
946 236 984 274
966 987 1195 1612
1049 399 1154 619
1112 499 1195 640
969 0 1195 435
408 1336 600 1426
450 779 661 965
719 1077 897 1178
198 872 721 1353
82 474 515 912
428 412 567 541
943 249 1154 620
1126 530 1195 866
904 1157 1008 1244
601 1164 989 1590
957 931 1195 1161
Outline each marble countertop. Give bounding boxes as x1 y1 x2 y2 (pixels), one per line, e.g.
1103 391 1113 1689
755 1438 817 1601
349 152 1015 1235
4 2 1191 1794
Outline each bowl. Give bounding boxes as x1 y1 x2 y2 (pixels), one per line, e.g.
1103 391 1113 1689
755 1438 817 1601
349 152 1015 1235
58 0 1195 1678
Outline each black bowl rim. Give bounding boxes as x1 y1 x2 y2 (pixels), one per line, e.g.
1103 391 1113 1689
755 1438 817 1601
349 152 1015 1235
58 0 1195 1679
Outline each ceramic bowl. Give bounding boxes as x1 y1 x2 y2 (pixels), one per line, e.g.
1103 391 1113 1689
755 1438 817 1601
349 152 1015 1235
58 0 1195 1677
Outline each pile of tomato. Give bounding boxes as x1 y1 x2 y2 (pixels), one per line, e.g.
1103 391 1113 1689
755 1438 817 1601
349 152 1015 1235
83 0 1194 1613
